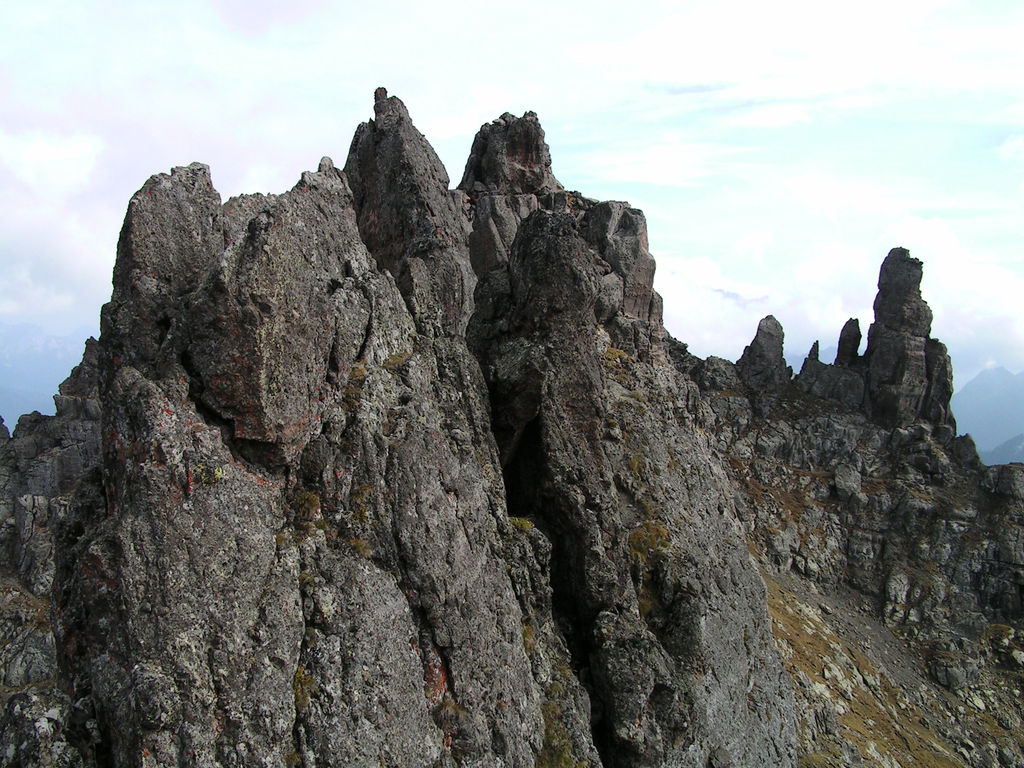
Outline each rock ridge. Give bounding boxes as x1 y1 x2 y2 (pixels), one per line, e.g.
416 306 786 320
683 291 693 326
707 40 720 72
0 91 1020 768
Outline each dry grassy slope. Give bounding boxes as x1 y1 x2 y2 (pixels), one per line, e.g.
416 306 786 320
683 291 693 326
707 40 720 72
765 574 1023 767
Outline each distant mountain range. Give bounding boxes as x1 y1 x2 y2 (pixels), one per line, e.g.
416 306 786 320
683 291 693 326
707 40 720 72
983 433 1024 465
951 366 1024 463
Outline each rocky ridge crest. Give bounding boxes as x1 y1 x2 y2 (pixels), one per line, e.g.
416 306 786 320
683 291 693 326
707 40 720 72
0 91 1021 768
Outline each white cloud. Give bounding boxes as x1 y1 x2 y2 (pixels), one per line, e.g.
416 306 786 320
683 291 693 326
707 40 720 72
0 264 75 318
572 141 745 188
728 103 811 128
0 130 105 199
997 136 1024 161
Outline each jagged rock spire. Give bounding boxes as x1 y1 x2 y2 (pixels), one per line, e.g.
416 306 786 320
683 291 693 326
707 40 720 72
458 111 561 196
345 88 475 337
737 315 792 392
795 247 955 430
865 247 954 429
835 318 862 366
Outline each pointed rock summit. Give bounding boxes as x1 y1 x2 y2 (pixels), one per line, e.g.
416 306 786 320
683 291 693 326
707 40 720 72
835 318 862 367
5 90 1022 768
345 88 475 336
459 111 561 196
736 315 792 392
795 247 954 430
866 247 954 428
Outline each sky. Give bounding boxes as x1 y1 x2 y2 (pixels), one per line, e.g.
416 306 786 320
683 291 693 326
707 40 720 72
2 0 1023 424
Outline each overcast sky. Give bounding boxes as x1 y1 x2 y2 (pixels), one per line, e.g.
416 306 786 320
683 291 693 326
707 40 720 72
2 0 1023 406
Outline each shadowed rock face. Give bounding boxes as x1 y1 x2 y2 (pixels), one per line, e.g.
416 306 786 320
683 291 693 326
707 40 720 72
835 318 861 367
865 247 953 429
477 209 795 766
737 315 791 393
2 92 1021 768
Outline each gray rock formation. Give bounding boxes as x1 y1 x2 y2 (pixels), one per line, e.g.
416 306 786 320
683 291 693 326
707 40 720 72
52 135 541 767
698 252 1023 766
345 88 475 338
796 339 866 410
865 247 954 429
796 247 956 433
1 92 1021 768
0 339 101 766
459 111 561 197
835 318 862 367
475 209 795 766
736 315 792 393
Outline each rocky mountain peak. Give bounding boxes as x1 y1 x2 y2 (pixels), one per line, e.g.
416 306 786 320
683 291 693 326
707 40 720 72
369 86 413 129
865 247 952 428
458 110 562 196
794 247 955 430
736 314 791 392
872 246 933 335
1 91 1021 768
345 88 474 337
835 317 862 366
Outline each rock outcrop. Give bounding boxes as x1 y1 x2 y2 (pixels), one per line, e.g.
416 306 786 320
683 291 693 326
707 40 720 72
1 92 1021 768
866 248 955 429
695 254 1022 765
0 338 100 766
459 111 561 198
736 314 791 393
346 88 475 337
796 247 956 432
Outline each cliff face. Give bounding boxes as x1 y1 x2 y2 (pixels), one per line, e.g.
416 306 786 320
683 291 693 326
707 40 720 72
1 92 1021 768
692 250 1023 766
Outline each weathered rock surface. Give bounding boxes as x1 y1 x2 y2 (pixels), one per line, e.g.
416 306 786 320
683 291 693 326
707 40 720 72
0 340 101 768
474 209 795 766
736 314 791 394
696 251 1022 766
1 93 1020 768
459 111 561 198
51 137 542 767
345 88 475 338
796 247 957 432
866 248 955 429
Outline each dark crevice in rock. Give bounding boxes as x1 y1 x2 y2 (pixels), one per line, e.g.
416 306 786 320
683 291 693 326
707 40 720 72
325 338 342 387
501 414 609 765
155 314 172 349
